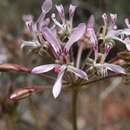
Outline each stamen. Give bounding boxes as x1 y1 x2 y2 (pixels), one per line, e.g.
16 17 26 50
51 13 64 29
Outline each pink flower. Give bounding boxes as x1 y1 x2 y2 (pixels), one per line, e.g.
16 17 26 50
21 0 52 50
94 63 125 77
42 23 86 62
23 0 52 33
52 4 77 33
32 64 88 98
103 14 130 51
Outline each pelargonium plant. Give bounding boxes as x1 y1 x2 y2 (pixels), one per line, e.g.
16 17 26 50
1 0 130 129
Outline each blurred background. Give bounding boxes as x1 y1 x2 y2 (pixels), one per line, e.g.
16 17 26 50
0 0 130 130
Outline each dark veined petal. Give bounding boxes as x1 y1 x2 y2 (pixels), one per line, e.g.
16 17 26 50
104 63 125 74
41 0 52 13
56 4 65 23
67 65 88 80
23 15 34 32
42 27 62 55
52 66 66 98
32 64 58 74
64 23 86 52
69 4 77 18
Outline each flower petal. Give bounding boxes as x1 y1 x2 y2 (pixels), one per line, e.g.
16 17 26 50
124 38 130 51
64 23 86 52
86 15 97 46
37 12 50 31
56 4 65 23
52 66 66 98
106 29 119 38
42 0 52 13
42 27 62 55
110 13 117 29
23 15 34 32
69 4 77 18
87 15 95 28
125 18 130 28
104 63 125 74
108 34 130 51
121 29 130 35
68 65 88 80
32 64 57 74
21 41 40 49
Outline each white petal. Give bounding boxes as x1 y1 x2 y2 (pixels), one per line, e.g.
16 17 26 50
32 64 58 74
68 65 88 80
124 38 130 51
52 69 65 98
104 63 125 74
120 29 130 35
21 41 40 49
108 35 130 51
109 36 127 44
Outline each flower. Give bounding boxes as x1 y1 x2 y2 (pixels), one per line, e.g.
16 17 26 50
85 15 98 61
51 4 77 34
42 23 86 63
94 63 125 77
32 64 88 98
23 0 52 33
102 14 130 51
21 0 52 50
84 14 126 76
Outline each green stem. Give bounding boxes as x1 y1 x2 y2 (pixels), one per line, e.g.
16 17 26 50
72 88 78 130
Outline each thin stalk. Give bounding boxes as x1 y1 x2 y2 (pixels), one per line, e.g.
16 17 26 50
80 73 127 86
97 96 102 130
76 43 84 68
72 88 78 130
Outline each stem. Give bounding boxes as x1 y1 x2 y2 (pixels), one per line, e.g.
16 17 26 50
72 88 78 130
97 96 102 130
76 43 84 68
81 73 127 86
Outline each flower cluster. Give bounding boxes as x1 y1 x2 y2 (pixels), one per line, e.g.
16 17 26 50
21 0 130 98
